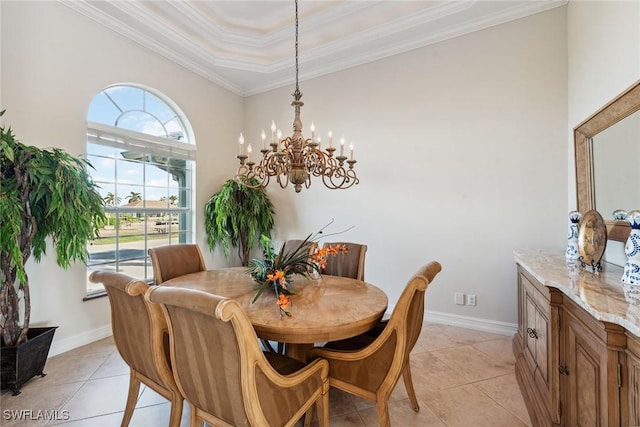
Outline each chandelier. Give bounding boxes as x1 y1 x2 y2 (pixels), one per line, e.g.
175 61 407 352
236 0 359 193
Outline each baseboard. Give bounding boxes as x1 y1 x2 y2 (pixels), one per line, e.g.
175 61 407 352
48 325 113 358
424 309 517 336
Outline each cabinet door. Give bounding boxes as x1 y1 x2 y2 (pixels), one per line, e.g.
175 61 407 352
521 273 551 382
627 334 640 425
563 310 613 426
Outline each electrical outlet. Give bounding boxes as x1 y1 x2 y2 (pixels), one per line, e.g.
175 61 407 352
454 292 465 305
467 294 477 306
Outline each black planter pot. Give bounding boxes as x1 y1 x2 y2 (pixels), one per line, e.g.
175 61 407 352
1 326 57 395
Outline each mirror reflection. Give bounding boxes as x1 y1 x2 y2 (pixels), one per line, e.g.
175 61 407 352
592 109 640 219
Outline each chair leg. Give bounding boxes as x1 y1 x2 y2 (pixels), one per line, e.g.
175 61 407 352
402 358 419 411
376 400 391 427
121 370 141 427
168 395 184 427
316 389 330 427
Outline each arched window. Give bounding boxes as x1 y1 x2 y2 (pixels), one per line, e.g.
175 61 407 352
86 84 196 295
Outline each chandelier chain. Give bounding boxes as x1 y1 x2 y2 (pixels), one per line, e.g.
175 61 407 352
294 0 300 97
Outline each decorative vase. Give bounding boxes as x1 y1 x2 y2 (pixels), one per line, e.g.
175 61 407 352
622 210 640 285
566 211 582 261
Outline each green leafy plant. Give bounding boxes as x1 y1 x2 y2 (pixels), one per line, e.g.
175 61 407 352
0 111 106 346
204 178 274 266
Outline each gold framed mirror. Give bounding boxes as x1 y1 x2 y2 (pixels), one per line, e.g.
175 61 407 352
574 80 640 242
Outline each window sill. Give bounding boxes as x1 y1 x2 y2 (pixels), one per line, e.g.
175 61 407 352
83 291 107 301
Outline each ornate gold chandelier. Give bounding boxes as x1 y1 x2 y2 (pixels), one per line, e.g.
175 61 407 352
236 0 359 193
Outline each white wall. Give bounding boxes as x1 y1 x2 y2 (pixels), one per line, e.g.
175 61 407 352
244 7 568 332
567 0 640 264
1 1 242 355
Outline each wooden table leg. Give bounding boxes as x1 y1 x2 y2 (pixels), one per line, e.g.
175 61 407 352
285 343 314 362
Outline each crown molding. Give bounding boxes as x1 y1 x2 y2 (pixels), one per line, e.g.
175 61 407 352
59 0 568 97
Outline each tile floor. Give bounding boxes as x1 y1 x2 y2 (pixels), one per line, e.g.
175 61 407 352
1 323 532 427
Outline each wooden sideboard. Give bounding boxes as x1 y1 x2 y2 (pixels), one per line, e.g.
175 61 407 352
513 250 640 426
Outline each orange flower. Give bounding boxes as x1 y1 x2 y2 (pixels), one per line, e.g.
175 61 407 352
267 270 286 287
277 293 291 310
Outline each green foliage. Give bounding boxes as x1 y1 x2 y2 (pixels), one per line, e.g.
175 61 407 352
0 110 106 346
204 179 274 266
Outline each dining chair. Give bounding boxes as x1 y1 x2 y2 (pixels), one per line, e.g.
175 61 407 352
146 285 330 427
88 271 183 427
148 244 206 285
307 261 442 427
320 241 367 281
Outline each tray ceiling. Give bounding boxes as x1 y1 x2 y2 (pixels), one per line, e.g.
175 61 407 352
61 0 567 96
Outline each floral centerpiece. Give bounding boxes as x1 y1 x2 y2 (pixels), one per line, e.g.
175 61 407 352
247 223 349 316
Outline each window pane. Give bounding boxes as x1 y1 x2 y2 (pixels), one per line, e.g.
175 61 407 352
145 92 176 124
119 111 165 136
86 84 194 287
116 159 144 187
87 92 121 125
104 86 143 114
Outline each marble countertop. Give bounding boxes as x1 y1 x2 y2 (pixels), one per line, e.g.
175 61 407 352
514 249 640 337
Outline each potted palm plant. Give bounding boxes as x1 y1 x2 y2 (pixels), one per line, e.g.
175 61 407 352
0 111 105 394
204 178 274 266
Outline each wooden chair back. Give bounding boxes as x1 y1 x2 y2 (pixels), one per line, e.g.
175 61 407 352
89 270 183 427
320 242 367 281
307 261 441 427
148 244 206 284
146 286 330 427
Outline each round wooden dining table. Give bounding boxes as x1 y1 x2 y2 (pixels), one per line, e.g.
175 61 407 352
161 267 388 360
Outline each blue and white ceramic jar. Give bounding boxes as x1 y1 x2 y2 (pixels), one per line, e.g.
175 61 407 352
566 211 582 261
622 210 640 285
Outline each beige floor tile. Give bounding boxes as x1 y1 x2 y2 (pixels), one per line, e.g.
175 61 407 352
52 374 131 424
326 411 366 427
89 351 129 379
405 351 469 394
6 323 535 427
326 387 358 417
471 336 516 366
431 344 513 382
59 337 115 358
358 398 446 427
0 381 83 427
474 373 532 426
135 384 176 408
420 384 529 427
34 352 111 387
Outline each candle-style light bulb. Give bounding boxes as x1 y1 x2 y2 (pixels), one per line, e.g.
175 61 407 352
239 133 244 155
247 143 252 161
328 131 333 148
277 129 283 150
310 121 316 141
340 136 345 156
261 129 266 149
349 142 354 161
271 120 276 143
317 136 322 149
